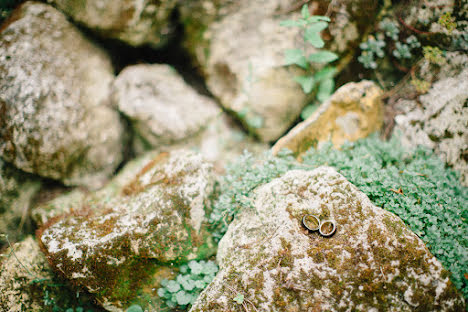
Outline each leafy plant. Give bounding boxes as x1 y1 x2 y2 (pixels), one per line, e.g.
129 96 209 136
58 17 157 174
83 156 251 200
280 4 338 119
157 260 218 310
209 135 468 300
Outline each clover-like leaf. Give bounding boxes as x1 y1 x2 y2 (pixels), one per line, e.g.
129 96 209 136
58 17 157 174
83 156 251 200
166 280 181 293
284 49 308 69
294 75 315 94
304 25 326 48
175 291 192 306
233 294 244 304
308 51 338 63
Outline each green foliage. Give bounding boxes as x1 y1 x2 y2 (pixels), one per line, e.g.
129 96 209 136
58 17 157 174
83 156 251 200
393 42 412 59
438 11 456 34
280 4 338 119
423 46 445 65
157 260 218 310
126 305 143 312
379 18 400 40
210 135 468 300
233 293 244 304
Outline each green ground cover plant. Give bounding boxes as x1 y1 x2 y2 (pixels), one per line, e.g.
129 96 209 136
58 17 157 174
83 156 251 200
209 135 468 300
280 4 338 119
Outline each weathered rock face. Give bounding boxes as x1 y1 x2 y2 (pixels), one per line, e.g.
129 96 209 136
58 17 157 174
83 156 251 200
0 158 41 246
48 0 177 47
393 53 468 186
0 2 125 188
190 167 465 311
181 0 380 142
38 150 217 311
0 236 101 312
112 64 221 146
272 80 383 156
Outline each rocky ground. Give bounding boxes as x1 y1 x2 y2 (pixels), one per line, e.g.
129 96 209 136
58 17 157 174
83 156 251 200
0 1 466 311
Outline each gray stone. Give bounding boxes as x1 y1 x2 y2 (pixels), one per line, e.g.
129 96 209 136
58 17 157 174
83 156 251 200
48 0 177 47
0 236 100 311
181 0 379 142
0 2 125 188
38 150 217 311
394 61 468 186
0 158 41 246
190 167 465 311
112 64 221 146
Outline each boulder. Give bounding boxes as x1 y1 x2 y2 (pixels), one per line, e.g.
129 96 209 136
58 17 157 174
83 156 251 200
48 0 177 47
0 236 100 311
112 64 221 146
181 0 380 142
38 150 217 311
190 167 465 311
0 2 125 188
393 53 468 186
0 158 41 246
272 80 383 156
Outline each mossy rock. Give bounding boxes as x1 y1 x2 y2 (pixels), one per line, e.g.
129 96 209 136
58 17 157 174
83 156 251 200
190 167 465 311
38 150 217 311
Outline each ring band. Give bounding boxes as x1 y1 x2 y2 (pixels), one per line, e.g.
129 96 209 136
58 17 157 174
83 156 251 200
302 214 320 231
319 220 336 237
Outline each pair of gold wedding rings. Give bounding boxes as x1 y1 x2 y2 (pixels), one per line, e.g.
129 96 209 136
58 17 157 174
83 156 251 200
302 214 337 237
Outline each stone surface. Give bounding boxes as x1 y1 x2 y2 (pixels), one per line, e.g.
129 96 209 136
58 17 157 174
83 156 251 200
0 2 125 188
38 150 217 311
181 0 380 142
272 81 383 156
0 236 101 312
0 158 41 246
190 167 465 311
393 54 468 186
112 64 221 146
48 0 177 47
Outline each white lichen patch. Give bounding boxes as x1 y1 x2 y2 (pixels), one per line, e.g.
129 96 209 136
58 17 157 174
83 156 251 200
190 167 465 311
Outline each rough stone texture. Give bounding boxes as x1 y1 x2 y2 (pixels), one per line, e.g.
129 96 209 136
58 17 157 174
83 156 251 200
0 158 41 246
47 0 177 47
112 64 221 146
393 55 468 186
0 2 125 188
272 81 383 156
181 0 380 142
190 167 465 311
0 236 101 312
38 150 217 311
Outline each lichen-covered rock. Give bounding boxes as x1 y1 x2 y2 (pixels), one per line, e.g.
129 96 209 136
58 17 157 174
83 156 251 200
181 0 380 142
0 158 41 246
394 62 468 186
38 150 217 310
272 81 383 156
0 236 101 312
0 2 125 188
48 0 177 47
112 64 221 146
190 167 465 311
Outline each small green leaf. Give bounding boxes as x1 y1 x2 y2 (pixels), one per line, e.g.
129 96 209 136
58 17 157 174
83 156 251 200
313 66 336 82
233 293 244 304
307 15 331 23
301 103 320 119
317 78 334 102
294 75 315 93
308 51 338 63
304 25 326 48
301 4 310 19
284 49 308 69
306 21 328 33
279 19 307 27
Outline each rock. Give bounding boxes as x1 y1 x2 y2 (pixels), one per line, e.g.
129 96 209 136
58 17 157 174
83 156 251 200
0 2 126 188
181 0 380 142
0 158 41 246
38 150 217 311
112 64 221 146
272 81 383 156
190 167 465 311
394 66 468 186
47 0 177 47
0 236 101 312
